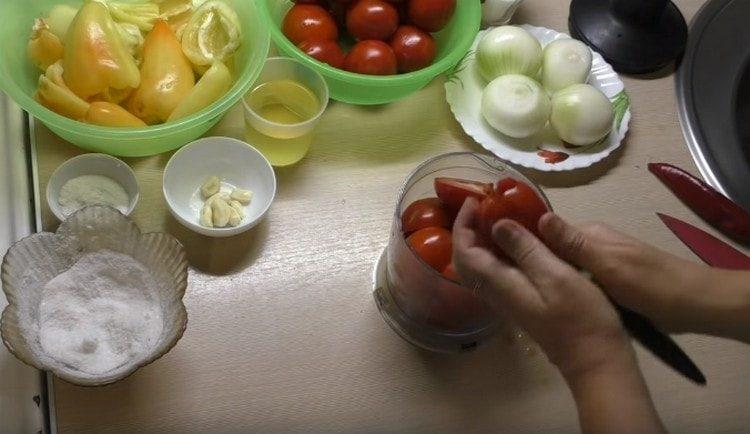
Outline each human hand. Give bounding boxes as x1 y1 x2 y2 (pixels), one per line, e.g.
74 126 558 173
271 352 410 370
539 214 750 342
535 213 711 333
452 198 630 380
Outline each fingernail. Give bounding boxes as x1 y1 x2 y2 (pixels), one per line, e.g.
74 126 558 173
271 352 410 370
539 213 562 236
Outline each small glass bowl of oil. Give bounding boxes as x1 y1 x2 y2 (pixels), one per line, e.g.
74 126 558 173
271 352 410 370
242 57 329 167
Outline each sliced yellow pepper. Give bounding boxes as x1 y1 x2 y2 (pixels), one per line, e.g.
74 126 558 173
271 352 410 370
84 102 147 127
63 1 140 100
35 62 90 120
28 19 64 71
181 1 241 67
168 61 231 121
108 1 160 32
127 20 195 124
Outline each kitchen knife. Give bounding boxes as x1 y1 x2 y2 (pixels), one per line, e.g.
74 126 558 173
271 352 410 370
657 213 750 270
615 304 706 385
586 270 706 385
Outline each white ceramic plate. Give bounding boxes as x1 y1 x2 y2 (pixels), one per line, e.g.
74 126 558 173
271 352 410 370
445 24 631 171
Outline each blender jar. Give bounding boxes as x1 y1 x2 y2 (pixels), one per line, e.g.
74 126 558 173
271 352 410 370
375 152 551 353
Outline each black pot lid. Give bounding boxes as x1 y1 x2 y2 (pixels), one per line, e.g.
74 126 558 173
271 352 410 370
676 0 750 212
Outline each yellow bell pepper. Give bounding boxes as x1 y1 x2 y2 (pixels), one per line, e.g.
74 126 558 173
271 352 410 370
35 62 90 120
28 19 64 71
168 61 231 121
84 101 147 127
108 1 160 32
63 1 140 100
127 20 195 124
181 1 241 67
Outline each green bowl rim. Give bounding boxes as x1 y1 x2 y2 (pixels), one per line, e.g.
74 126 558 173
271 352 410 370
260 0 482 86
0 0 270 138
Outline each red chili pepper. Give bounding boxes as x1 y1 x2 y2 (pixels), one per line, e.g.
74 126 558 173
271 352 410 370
648 163 750 244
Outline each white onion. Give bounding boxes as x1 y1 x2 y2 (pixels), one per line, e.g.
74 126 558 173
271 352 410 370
550 84 614 146
541 39 593 93
476 26 542 82
481 74 551 139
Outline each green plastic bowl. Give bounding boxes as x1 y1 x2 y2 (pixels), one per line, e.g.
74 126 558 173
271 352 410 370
260 0 481 105
0 0 269 157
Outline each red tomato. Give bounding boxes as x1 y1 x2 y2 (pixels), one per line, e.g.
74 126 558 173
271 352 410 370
346 0 399 41
407 227 453 271
407 0 456 32
434 177 494 211
496 177 518 194
442 262 460 282
478 181 549 242
401 198 452 234
283 5 338 45
390 25 436 72
298 39 346 69
344 40 398 75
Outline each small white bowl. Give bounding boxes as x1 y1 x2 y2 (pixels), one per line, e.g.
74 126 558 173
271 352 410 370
46 154 140 221
163 137 276 237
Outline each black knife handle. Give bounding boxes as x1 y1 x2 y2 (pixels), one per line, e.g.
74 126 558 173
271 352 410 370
615 304 706 385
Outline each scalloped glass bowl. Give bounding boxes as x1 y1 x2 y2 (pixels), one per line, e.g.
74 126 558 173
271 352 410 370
0 0 270 157
259 0 482 105
1 206 188 386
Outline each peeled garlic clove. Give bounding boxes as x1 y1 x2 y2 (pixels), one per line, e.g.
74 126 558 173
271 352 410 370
229 200 245 219
210 198 231 227
28 19 64 71
199 203 213 227
181 1 241 67
107 2 160 32
201 175 220 198
127 20 195 124
168 61 232 121
228 207 242 227
63 2 141 100
35 62 90 120
84 102 146 127
206 191 230 205
230 188 252 205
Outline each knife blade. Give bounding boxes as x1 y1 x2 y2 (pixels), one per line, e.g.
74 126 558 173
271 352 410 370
657 213 750 270
615 304 706 385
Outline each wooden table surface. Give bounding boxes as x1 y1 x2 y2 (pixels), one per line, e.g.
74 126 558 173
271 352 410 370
33 0 750 432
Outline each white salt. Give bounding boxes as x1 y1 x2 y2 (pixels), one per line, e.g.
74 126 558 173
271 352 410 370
58 175 130 217
38 250 163 376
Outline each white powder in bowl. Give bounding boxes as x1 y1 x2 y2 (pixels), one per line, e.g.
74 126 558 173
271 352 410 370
38 250 163 376
58 175 130 217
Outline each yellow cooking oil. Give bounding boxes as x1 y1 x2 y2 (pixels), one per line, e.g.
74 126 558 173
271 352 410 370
244 79 321 167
